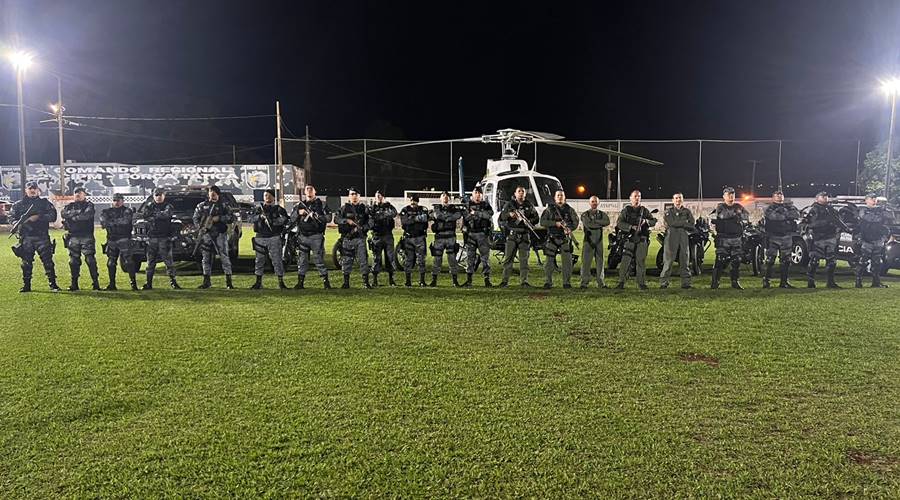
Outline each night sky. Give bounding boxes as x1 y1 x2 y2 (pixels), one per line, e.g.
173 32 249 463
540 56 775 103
1 0 899 197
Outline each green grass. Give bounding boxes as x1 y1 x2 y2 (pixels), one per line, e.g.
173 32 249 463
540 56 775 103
1 229 898 497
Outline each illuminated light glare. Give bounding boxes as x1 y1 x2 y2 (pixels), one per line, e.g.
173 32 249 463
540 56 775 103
881 77 900 96
7 51 33 71
576 185 586 194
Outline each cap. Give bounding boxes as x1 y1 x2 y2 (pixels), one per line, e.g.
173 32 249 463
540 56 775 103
264 188 276 197
865 192 878 200
348 187 359 195
815 191 828 198
208 185 221 195
440 191 450 197
408 193 419 202
722 187 735 194
153 188 166 196
472 186 483 194
24 181 38 189
73 187 86 195
772 190 784 196
112 193 125 201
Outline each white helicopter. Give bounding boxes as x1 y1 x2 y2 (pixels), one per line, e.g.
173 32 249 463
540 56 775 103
329 128 662 227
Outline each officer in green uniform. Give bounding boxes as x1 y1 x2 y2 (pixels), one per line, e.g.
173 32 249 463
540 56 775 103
659 192 695 289
579 196 610 288
615 190 657 289
539 190 579 288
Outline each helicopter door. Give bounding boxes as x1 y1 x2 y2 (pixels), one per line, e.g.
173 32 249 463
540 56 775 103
482 182 495 210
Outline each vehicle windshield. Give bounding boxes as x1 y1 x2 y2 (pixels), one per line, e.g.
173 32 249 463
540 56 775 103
139 193 237 216
532 176 563 207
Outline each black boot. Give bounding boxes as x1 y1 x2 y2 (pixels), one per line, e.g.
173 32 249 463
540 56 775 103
106 267 118 291
342 274 351 289
128 272 139 291
323 274 332 289
855 274 863 288
464 273 473 288
372 273 380 287
484 277 493 288
826 265 840 288
872 265 888 288
779 263 794 288
730 264 743 290
405 272 412 287
68 276 80 292
419 272 427 287
169 277 182 289
278 277 288 290
48 277 60 292
762 262 773 288
806 263 817 288
710 268 721 289
429 274 438 287
20 278 31 293
294 275 305 289
225 274 234 290
250 275 263 290
363 273 372 289
91 277 101 291
388 272 397 287
198 275 212 289
142 274 154 290
452 274 461 287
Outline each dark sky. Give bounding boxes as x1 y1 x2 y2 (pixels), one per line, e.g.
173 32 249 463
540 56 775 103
1 0 899 196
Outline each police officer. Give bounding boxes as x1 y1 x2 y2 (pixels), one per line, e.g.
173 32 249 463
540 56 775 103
399 194 429 287
659 192 695 289
803 191 843 288
855 193 891 288
193 185 235 289
140 188 181 290
9 181 60 293
711 187 749 289
429 191 463 287
99 193 138 291
290 185 332 289
370 190 399 287
615 190 657 289
761 190 801 288
336 187 371 289
499 186 539 288
540 190 579 288
579 195 610 288
61 187 100 291
462 186 494 287
250 188 289 290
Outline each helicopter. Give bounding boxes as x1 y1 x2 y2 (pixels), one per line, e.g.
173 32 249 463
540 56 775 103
326 128 663 268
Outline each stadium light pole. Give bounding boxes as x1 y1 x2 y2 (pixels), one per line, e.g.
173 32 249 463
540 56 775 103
882 78 899 200
8 51 33 197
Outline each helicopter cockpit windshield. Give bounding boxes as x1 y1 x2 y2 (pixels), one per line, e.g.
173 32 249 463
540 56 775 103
533 176 563 207
496 176 563 207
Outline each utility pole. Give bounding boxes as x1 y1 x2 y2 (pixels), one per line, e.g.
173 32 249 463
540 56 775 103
55 76 65 193
15 64 27 197
747 160 761 197
886 90 896 200
275 101 284 205
303 124 312 188
232 144 237 165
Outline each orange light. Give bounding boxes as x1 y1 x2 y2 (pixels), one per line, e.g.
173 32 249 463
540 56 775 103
576 185 586 194
742 195 753 202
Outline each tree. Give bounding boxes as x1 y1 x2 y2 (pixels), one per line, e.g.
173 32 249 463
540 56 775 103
860 141 900 204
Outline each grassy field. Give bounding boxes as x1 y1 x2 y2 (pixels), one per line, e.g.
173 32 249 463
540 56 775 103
1 229 898 497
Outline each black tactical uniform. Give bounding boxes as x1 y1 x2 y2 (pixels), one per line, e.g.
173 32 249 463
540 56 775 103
370 199 399 286
400 201 429 287
61 193 100 291
249 199 289 290
193 193 236 289
139 195 180 290
761 200 800 288
429 201 463 287
99 198 137 290
855 200 891 288
336 201 372 288
462 196 494 287
289 197 331 289
499 198 539 287
711 201 749 289
9 186 60 292
803 200 842 288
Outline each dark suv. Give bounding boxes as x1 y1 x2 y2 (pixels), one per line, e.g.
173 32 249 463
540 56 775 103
132 188 242 264
791 197 899 275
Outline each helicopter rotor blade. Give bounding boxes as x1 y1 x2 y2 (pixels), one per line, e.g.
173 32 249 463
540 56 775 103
521 131 565 141
327 137 482 160
539 140 664 166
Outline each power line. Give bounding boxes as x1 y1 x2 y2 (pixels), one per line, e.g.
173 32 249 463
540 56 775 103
127 144 272 164
64 113 275 121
